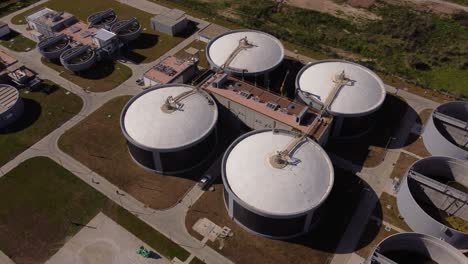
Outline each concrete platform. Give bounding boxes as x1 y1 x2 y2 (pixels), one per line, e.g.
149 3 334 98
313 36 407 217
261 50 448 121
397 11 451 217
46 213 170 264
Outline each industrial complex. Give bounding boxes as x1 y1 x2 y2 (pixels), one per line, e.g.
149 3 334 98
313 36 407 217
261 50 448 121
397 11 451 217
28 8 140 71
0 1 467 264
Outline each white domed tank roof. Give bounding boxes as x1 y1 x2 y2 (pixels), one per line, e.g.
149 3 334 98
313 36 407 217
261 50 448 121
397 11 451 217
121 84 218 150
223 129 334 216
0 84 20 115
296 60 386 117
207 30 284 75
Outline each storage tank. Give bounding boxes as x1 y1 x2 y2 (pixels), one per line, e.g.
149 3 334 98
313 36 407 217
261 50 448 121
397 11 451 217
59 45 96 72
37 34 70 60
365 233 466 264
296 60 386 137
396 156 468 249
110 18 141 43
422 101 467 160
222 129 334 239
121 84 218 175
206 30 284 78
87 9 117 29
0 84 24 129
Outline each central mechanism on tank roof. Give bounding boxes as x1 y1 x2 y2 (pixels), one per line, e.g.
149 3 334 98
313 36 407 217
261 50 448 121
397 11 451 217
270 71 351 169
161 88 200 113
218 36 256 73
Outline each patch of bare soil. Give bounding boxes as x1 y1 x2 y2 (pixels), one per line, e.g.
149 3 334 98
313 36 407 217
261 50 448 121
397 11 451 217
348 0 376 8
287 0 381 21
385 0 468 15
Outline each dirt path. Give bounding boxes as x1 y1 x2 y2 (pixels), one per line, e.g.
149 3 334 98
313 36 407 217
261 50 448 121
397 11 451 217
287 0 381 20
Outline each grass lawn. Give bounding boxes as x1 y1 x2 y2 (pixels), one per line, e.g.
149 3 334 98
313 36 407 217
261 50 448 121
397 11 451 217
0 0 40 18
58 96 199 210
326 95 410 168
390 153 418 180
0 157 189 263
185 167 364 264
42 58 132 92
189 257 206 264
0 80 82 166
12 0 186 63
174 40 209 69
0 30 36 52
376 192 412 232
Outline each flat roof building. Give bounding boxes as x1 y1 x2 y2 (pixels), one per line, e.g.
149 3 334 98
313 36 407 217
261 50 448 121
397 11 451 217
200 74 332 145
142 56 198 87
26 8 77 38
151 9 188 37
0 21 11 38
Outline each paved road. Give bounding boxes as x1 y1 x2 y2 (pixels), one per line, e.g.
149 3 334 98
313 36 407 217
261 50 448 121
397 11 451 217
0 1 444 264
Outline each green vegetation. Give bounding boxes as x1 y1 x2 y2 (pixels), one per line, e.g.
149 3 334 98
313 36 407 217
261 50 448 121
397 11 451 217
42 59 132 92
0 31 36 52
151 0 468 97
175 40 209 68
0 157 190 263
0 81 82 166
12 0 186 63
0 0 39 18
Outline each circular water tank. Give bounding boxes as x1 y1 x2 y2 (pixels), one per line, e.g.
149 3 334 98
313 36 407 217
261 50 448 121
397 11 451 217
121 84 218 175
296 60 386 137
87 9 117 29
222 129 334 239
397 156 468 248
296 60 386 117
207 30 284 76
365 233 467 264
422 101 468 160
110 18 141 42
37 35 70 60
60 46 96 72
0 84 24 129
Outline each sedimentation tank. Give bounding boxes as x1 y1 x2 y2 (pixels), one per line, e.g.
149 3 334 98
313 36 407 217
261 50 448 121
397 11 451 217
422 101 468 160
59 45 96 72
206 29 284 77
37 34 71 60
121 84 218 175
110 17 141 43
296 60 386 137
365 232 466 264
87 9 117 29
222 129 334 239
396 156 468 249
0 84 24 129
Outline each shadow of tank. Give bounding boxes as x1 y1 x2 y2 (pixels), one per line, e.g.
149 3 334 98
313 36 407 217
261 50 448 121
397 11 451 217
110 18 141 43
87 9 117 30
59 45 96 72
37 34 71 60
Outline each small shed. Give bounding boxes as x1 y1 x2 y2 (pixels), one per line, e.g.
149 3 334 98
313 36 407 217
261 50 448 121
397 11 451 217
151 9 188 36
